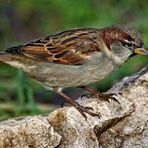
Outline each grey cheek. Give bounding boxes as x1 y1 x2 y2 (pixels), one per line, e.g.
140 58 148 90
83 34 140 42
112 45 132 58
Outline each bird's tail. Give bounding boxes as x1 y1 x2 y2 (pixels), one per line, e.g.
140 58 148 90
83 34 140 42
0 52 12 62
0 45 22 62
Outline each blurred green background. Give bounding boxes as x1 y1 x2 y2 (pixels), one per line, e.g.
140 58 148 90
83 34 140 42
0 0 148 120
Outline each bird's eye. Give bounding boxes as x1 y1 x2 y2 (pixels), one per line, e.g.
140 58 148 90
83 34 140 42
123 41 133 48
139 42 144 48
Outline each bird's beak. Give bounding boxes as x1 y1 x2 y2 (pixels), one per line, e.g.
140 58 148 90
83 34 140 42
134 48 148 55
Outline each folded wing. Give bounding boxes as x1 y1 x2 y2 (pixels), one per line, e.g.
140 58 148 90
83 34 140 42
5 28 100 65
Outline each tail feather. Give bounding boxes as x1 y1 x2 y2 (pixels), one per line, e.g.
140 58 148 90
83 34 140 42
5 45 23 54
0 52 12 62
0 45 23 62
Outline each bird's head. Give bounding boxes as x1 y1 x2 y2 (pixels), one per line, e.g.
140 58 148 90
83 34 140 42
101 25 148 63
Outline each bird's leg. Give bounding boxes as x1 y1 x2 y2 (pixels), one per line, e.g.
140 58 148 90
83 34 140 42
80 86 119 104
55 87 100 120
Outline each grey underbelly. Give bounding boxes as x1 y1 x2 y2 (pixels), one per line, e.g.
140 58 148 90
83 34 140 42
30 57 117 89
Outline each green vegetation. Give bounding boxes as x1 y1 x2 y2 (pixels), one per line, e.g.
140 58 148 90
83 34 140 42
0 0 148 120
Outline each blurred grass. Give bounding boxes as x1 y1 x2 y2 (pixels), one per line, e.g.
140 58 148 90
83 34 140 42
0 0 148 119
0 102 57 121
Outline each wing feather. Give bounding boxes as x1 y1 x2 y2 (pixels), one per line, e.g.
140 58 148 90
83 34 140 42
5 28 100 65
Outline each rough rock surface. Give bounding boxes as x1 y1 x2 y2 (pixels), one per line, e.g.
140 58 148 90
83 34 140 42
0 66 147 148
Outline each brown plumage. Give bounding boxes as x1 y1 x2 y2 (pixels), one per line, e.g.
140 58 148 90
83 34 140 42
6 28 101 65
0 25 148 119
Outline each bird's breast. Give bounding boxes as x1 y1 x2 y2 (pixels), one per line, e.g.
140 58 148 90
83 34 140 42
28 53 117 88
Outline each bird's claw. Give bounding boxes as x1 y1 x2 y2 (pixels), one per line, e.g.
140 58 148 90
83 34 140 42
95 93 120 104
75 102 100 120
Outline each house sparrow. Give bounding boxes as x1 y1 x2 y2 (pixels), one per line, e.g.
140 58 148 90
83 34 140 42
0 25 148 119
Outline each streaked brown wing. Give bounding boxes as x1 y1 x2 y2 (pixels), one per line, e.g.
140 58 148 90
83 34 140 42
6 28 100 65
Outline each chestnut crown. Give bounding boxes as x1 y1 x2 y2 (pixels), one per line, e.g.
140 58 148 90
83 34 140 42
101 25 144 51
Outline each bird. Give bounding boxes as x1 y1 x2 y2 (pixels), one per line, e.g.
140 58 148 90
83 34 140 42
0 24 148 119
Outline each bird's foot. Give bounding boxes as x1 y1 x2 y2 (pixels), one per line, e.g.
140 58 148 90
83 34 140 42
74 102 100 120
80 86 120 104
56 88 100 120
94 92 120 104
